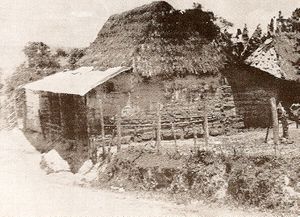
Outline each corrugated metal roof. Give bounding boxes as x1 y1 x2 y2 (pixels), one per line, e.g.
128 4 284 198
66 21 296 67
22 66 131 96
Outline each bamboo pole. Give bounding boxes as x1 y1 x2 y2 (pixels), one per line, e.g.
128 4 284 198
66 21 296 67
99 99 106 156
270 97 279 148
171 122 178 152
203 99 209 147
193 123 198 152
134 126 138 142
156 102 161 153
85 95 92 159
116 105 121 152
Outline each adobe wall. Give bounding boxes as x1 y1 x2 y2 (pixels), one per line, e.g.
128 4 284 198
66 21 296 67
37 92 88 143
86 72 244 140
224 65 279 127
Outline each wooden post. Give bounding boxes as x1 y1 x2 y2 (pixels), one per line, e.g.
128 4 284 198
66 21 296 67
270 97 279 147
99 99 106 156
265 126 270 143
58 94 64 138
116 105 121 152
192 123 198 152
156 102 161 153
134 126 138 142
265 116 272 143
171 122 178 152
203 99 209 147
107 137 112 163
85 95 92 159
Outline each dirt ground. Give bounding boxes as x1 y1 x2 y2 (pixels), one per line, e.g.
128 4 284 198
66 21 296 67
0 128 296 217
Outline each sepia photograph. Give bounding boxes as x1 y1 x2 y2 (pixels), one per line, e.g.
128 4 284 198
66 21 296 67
0 0 300 216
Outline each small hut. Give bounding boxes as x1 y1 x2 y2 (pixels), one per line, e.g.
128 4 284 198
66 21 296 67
225 33 300 127
21 66 133 148
77 1 243 135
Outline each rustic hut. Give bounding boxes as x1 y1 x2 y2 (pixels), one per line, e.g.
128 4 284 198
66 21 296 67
224 33 300 127
78 1 244 137
21 66 133 148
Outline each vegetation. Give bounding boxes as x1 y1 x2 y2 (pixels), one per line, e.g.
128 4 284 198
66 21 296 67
6 42 85 95
152 3 220 41
81 1 228 78
291 8 300 32
99 147 300 212
23 42 60 69
68 48 86 69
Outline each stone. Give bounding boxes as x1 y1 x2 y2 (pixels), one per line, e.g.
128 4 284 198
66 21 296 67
79 162 101 184
40 150 70 174
78 160 94 175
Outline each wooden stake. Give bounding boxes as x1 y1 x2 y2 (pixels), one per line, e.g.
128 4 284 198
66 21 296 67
270 97 279 148
193 123 198 152
156 102 161 153
85 95 92 159
171 122 178 152
116 105 121 152
265 126 270 143
203 99 209 147
134 126 138 142
99 99 106 156
264 116 272 143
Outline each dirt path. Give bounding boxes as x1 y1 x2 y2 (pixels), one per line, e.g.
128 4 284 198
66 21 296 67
0 129 289 217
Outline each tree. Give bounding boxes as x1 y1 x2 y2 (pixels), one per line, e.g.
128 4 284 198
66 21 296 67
153 3 220 41
242 24 249 43
68 48 85 69
55 48 68 57
23 42 60 69
217 17 234 31
6 42 61 95
242 24 263 58
291 8 300 32
268 18 275 35
192 2 202 10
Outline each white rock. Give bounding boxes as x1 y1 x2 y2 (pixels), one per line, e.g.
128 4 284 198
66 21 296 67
78 160 93 175
40 150 70 174
82 162 100 183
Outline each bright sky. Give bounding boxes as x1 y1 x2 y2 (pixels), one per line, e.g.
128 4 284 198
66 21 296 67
0 0 298 73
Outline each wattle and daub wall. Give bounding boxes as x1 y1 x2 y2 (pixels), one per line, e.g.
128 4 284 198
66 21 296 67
25 65 282 143
85 66 279 141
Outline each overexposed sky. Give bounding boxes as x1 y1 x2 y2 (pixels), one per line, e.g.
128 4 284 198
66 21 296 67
0 0 298 72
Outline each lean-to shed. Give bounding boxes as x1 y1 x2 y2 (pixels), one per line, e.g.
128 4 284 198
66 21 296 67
21 66 133 146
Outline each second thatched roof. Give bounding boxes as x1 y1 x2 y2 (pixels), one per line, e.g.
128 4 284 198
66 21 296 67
79 1 228 77
245 32 300 82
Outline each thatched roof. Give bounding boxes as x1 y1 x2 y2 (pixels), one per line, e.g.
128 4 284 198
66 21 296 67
245 32 300 82
79 1 228 77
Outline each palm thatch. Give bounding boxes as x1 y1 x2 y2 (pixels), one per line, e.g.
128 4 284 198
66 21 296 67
79 1 228 77
245 32 300 82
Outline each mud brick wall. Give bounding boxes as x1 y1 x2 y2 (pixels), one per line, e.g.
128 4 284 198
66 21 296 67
224 65 280 127
119 84 243 141
37 92 88 143
232 88 278 127
86 74 244 140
